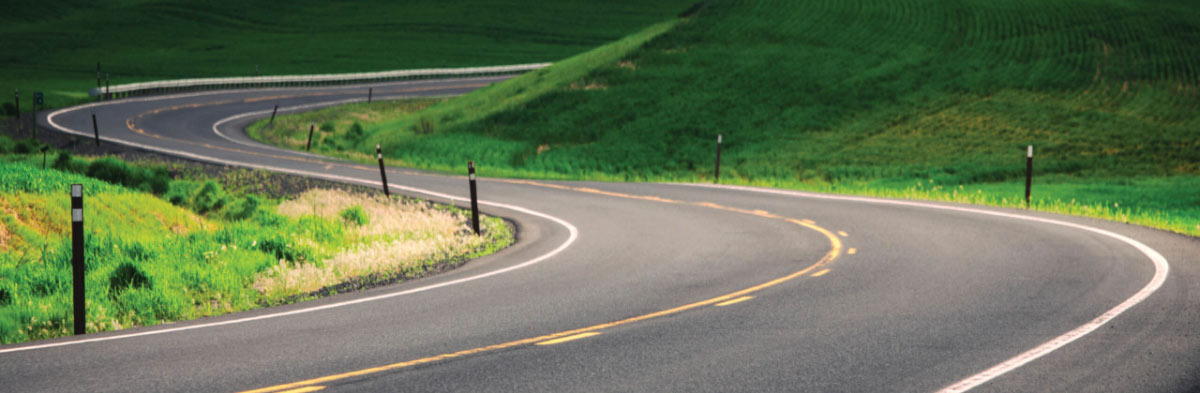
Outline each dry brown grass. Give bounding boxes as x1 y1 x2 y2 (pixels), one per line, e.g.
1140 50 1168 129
254 189 497 297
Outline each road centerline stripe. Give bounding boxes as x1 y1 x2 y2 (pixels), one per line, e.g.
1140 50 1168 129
236 189 842 393
276 386 325 393
536 332 602 346
715 296 754 307
683 183 1171 393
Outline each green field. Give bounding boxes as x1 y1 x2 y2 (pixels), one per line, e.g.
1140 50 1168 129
0 140 512 344
252 0 1200 237
0 0 695 110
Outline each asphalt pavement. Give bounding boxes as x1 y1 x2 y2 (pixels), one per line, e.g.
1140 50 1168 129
4 76 1198 392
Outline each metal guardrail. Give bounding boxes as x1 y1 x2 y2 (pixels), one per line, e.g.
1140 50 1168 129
88 63 551 99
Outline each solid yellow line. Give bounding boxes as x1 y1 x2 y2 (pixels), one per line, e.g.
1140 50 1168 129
277 386 325 393
812 269 831 277
715 296 754 307
535 332 602 346
239 183 842 393
848 248 857 255
837 231 849 237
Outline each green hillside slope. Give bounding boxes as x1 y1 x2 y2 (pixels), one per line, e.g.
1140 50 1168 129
0 155 511 344
0 0 695 109
260 0 1199 236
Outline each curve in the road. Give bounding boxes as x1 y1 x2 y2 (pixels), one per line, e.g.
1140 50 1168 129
11 76 1194 393
684 184 1170 392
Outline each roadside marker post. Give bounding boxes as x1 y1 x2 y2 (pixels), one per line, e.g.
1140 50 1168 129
91 111 100 146
1025 145 1034 207
70 184 86 336
714 133 723 183
41 146 49 169
268 103 279 127
104 73 110 101
306 123 315 151
376 144 390 197
368 88 373 104
13 89 19 120
468 161 480 235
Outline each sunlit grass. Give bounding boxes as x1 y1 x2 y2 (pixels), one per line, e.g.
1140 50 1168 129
0 160 513 344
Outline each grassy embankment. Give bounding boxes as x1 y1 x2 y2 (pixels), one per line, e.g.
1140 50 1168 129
0 0 695 110
252 0 1200 238
0 137 511 344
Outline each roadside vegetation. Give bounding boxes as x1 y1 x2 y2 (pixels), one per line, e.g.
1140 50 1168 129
0 135 512 344
0 0 695 111
252 0 1200 238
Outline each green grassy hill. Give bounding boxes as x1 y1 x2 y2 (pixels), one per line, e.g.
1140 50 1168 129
0 0 695 109
0 151 511 344
259 0 1199 236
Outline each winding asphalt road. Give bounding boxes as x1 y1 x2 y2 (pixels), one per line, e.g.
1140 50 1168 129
5 76 1199 392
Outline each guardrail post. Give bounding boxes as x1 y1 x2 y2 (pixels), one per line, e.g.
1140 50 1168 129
306 123 315 151
468 161 480 235
1025 145 1034 207
377 144 390 197
714 133 723 183
70 184 86 335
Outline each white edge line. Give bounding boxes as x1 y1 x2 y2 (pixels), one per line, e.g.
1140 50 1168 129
679 183 1170 393
4 102 581 355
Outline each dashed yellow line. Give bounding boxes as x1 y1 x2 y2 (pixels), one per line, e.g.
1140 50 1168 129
536 332 602 346
837 231 849 237
848 248 857 255
811 269 832 277
715 296 754 307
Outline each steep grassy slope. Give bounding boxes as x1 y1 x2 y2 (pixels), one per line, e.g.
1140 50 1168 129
258 0 1200 236
0 155 511 344
0 0 695 109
